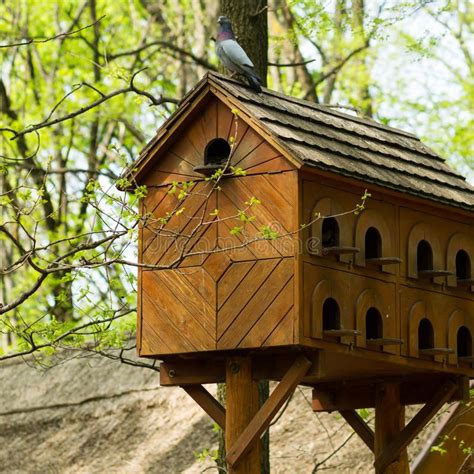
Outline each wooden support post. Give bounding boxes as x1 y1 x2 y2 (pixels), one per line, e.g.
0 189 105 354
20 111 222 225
225 356 261 474
181 385 226 430
226 354 311 469
340 410 375 452
375 380 457 472
374 383 409 474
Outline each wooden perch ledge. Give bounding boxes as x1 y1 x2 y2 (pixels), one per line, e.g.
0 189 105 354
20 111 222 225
366 257 402 266
418 347 454 356
366 338 404 346
323 329 360 337
418 269 453 279
322 246 360 256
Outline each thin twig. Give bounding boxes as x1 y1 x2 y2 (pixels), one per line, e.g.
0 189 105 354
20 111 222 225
0 16 106 49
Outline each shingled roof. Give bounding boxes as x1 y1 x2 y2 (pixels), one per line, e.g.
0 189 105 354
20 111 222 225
130 72 474 211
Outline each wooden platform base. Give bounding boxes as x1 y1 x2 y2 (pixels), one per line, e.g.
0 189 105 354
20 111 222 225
163 349 470 473
176 354 312 472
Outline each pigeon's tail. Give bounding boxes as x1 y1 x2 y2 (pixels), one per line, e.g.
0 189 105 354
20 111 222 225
242 67 262 93
247 74 262 93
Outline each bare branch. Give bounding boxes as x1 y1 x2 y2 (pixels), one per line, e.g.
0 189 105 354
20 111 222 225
3 69 179 141
269 59 316 67
0 16 106 49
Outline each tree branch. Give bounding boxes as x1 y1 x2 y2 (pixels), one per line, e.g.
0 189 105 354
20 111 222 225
3 69 179 141
0 16 106 49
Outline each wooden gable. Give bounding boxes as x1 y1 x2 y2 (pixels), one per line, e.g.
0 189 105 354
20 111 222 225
137 91 299 357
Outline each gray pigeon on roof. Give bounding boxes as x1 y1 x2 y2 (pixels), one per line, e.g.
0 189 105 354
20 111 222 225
215 16 262 93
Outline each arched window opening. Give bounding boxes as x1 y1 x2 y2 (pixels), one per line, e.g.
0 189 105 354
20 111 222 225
417 240 433 272
457 326 472 358
322 218 339 248
204 138 231 165
365 227 382 259
456 250 471 280
418 318 434 350
322 298 340 331
366 307 383 340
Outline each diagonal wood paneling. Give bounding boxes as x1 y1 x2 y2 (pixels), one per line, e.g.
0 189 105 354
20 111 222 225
218 189 282 260
263 308 294 347
224 175 294 233
202 252 232 282
217 259 280 339
199 97 217 144
218 260 256 309
217 257 295 349
217 98 236 140
137 95 299 357
141 270 215 355
142 183 217 267
181 266 217 311
141 291 197 354
220 175 296 258
218 191 274 259
238 277 294 348
155 269 215 327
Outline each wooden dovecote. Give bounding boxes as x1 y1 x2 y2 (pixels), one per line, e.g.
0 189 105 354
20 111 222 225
121 72 474 473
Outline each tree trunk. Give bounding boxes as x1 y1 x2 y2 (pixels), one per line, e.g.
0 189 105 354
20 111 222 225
323 0 345 104
351 0 373 117
270 0 318 102
220 0 268 85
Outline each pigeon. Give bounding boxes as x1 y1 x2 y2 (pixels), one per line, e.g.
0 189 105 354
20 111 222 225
216 16 262 93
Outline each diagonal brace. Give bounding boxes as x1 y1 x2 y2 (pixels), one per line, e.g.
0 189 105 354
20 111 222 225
340 410 375 452
226 354 311 467
374 380 457 472
182 384 226 430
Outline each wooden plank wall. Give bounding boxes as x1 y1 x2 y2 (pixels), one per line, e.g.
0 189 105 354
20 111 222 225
138 95 297 356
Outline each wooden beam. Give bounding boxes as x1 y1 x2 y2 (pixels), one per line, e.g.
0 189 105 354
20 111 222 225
226 354 311 468
225 357 260 474
340 410 375 452
312 376 468 412
160 359 225 386
160 352 319 386
412 381 474 473
181 385 226 430
375 380 457 472
375 383 409 474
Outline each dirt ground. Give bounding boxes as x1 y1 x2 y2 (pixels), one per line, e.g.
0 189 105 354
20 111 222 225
0 351 451 473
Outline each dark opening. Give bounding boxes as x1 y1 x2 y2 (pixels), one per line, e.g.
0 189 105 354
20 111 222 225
365 227 382 259
322 298 340 330
457 326 472 358
418 318 434 350
322 218 339 248
417 240 433 272
366 307 383 340
204 138 231 165
456 250 471 280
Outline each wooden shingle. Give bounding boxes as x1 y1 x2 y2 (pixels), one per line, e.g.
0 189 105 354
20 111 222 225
123 71 474 211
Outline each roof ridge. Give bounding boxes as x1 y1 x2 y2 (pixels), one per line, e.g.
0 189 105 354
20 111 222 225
207 71 419 141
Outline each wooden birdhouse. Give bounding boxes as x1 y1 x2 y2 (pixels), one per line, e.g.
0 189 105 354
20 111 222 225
121 72 474 473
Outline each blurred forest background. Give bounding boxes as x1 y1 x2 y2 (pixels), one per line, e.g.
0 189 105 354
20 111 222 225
0 0 472 363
